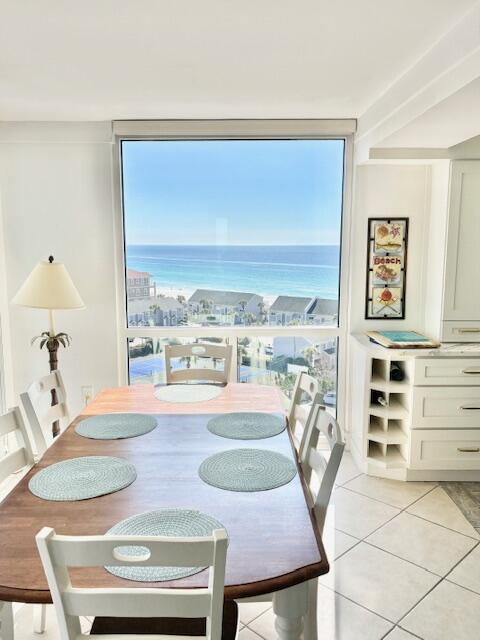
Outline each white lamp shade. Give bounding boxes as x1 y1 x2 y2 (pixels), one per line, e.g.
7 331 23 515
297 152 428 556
12 260 85 310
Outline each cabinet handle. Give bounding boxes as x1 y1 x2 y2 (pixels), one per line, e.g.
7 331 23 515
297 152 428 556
459 405 480 410
458 328 480 333
457 447 480 453
462 368 480 374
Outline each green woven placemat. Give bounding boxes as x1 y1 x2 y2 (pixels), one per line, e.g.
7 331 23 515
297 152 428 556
198 448 297 492
207 412 286 440
75 413 158 440
154 384 223 403
29 456 137 501
105 509 225 582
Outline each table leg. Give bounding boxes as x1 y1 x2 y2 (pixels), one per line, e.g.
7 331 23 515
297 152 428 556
303 579 318 640
272 582 308 640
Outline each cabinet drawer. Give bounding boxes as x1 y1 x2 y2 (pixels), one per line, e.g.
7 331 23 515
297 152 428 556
442 321 480 342
414 358 480 386
412 387 480 428
411 429 480 470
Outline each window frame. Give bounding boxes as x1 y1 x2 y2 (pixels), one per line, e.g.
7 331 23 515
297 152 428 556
112 121 354 429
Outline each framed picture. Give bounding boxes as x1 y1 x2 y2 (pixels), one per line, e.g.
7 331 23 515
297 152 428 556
365 218 409 319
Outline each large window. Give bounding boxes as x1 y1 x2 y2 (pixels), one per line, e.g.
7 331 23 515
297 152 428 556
119 134 347 413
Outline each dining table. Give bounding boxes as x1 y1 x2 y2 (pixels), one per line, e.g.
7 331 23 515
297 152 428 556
0 383 329 640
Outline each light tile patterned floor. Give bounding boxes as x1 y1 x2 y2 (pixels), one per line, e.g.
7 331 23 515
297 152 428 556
12 453 480 640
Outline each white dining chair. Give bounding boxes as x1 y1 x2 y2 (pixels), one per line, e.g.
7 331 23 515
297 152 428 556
20 370 69 458
299 404 345 640
0 406 35 493
0 600 13 640
36 526 238 640
165 343 233 385
237 403 344 640
0 406 48 638
287 371 322 452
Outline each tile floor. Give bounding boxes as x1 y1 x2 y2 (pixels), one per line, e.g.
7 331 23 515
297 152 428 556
13 453 480 640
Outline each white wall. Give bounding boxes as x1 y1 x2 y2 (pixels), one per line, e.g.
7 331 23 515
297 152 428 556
0 122 442 427
349 163 431 334
0 182 14 411
423 160 450 339
0 122 118 416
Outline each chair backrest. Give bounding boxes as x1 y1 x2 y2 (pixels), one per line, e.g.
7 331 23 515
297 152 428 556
36 526 229 640
299 404 344 534
0 406 35 487
20 370 69 457
165 344 232 385
288 372 322 452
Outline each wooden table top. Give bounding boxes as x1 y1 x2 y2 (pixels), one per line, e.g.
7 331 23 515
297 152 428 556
0 384 328 603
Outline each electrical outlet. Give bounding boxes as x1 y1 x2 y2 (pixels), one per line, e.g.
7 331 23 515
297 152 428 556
81 385 94 406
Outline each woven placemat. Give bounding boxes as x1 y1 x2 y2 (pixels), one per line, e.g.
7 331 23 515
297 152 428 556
75 413 158 440
207 412 286 440
199 448 297 492
154 384 222 403
105 508 225 582
29 456 137 501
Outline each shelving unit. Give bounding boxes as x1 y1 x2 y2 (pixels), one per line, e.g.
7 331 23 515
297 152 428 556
349 334 480 481
365 356 412 472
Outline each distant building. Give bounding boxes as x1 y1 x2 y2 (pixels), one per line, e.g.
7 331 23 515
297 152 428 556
273 336 311 359
128 296 184 327
269 296 312 326
126 268 155 301
306 298 338 324
319 340 337 367
313 339 337 370
269 296 337 325
188 289 262 323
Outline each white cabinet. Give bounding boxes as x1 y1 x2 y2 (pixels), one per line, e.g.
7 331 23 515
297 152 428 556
410 430 480 471
414 357 480 385
412 387 480 429
349 335 480 481
442 161 480 339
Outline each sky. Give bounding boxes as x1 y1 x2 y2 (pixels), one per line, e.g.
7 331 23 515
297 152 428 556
122 139 345 245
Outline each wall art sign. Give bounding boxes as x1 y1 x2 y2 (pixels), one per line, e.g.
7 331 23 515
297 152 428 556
365 218 408 319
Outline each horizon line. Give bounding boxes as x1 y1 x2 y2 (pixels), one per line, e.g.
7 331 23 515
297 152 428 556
126 242 340 247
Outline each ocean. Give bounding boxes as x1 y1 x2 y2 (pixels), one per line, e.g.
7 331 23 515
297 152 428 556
126 244 340 300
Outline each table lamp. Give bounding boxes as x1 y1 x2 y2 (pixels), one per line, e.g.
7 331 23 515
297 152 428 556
12 256 85 435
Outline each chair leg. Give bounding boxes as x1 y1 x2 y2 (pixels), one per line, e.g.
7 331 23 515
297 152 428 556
33 604 47 634
303 579 318 640
0 600 14 640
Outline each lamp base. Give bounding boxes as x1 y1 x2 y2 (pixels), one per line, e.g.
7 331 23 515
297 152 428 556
47 343 60 437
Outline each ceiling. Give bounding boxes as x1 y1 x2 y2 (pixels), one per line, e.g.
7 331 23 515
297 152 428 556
375 78 480 149
0 0 477 121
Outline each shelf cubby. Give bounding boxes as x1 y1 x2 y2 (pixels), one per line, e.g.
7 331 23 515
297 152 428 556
369 399 408 420
371 358 388 382
390 360 408 384
367 441 406 468
368 417 407 445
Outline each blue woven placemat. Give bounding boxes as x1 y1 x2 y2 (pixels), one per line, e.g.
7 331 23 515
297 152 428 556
28 456 137 501
198 448 297 492
75 413 157 440
105 509 225 582
207 412 286 440
154 384 223 403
